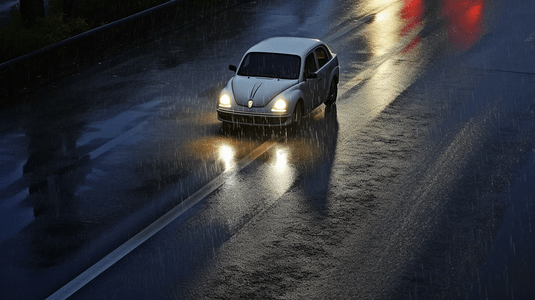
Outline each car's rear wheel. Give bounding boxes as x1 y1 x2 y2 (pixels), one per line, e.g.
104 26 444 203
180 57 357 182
325 79 337 105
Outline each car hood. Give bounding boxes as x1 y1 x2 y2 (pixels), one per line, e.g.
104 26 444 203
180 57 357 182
232 76 298 108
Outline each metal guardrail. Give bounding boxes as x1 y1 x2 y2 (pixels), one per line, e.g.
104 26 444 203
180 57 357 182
0 0 179 71
0 0 241 105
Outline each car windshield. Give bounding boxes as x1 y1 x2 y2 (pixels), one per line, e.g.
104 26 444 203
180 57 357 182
237 52 301 80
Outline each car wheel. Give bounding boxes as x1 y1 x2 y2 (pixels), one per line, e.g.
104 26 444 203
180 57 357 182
325 80 337 105
292 101 303 127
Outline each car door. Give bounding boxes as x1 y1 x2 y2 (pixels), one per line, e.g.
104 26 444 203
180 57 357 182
302 52 319 111
315 46 331 104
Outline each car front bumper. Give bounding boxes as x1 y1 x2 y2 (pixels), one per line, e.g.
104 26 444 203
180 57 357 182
217 108 292 127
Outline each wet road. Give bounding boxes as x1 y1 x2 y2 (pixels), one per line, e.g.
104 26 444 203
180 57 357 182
1 0 534 299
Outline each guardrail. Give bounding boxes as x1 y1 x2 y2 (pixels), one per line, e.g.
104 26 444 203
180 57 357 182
0 0 241 106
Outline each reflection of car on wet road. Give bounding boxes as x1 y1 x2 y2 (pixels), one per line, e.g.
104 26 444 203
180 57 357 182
217 37 339 126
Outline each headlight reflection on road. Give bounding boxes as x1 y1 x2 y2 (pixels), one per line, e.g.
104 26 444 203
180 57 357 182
264 146 295 195
218 144 236 172
275 149 288 172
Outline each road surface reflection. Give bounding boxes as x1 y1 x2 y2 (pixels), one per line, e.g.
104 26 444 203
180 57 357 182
264 146 295 195
441 0 485 50
187 104 339 212
217 144 237 173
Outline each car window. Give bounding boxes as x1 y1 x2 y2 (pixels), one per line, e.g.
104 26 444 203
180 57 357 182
238 52 301 79
304 53 317 77
315 47 331 69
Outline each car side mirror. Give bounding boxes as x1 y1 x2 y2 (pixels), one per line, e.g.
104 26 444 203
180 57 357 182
229 65 237 72
306 73 318 80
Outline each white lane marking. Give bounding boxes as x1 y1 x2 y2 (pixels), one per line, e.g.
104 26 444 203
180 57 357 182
46 137 281 300
87 120 147 160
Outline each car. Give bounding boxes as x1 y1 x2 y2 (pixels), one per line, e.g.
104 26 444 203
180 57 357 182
217 37 339 127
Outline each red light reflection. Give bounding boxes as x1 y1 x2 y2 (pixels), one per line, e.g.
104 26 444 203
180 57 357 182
401 0 425 35
441 0 485 50
401 0 425 52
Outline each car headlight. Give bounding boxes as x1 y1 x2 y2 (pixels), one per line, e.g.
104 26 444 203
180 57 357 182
272 99 287 112
219 94 231 108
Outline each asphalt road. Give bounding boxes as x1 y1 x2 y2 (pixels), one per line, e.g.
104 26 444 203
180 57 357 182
1 0 534 299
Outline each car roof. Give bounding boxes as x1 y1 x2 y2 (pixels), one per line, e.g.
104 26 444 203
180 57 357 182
246 37 324 58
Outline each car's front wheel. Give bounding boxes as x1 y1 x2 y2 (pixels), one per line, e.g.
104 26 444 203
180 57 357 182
292 101 303 127
325 79 337 106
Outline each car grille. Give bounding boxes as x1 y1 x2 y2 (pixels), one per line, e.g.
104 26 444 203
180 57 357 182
218 111 289 126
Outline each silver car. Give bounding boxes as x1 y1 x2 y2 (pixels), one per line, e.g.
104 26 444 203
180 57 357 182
217 37 340 127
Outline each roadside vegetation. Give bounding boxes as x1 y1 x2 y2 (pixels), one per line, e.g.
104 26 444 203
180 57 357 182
0 0 168 64
0 0 224 102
